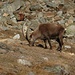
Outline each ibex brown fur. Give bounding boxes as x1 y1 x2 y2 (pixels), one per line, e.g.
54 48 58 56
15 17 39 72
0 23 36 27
26 23 65 51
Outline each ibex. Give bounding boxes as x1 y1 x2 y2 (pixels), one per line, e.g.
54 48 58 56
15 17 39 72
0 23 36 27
25 23 65 51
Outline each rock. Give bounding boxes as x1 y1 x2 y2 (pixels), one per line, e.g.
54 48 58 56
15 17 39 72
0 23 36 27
42 57 49 61
65 25 75 35
44 12 56 18
1 0 24 14
0 73 6 75
64 45 71 49
44 64 70 75
13 34 20 40
57 10 63 16
68 53 75 56
25 11 37 20
67 9 74 15
0 13 17 26
38 17 46 23
57 3 64 11
3 13 9 17
28 72 35 75
10 17 17 23
37 12 43 18
65 16 74 25
24 19 31 26
0 16 7 23
6 18 18 26
54 16 61 21
29 4 42 11
0 48 7 54
73 17 75 22
64 34 74 38
57 19 66 24
46 1 55 7
8 0 14 3
30 19 40 29
0 42 11 51
43 0 49 3
17 59 32 66
39 1 48 10
46 2 57 9
1 26 9 31
0 1 4 8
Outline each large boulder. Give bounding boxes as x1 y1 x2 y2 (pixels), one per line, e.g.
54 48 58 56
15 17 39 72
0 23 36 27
1 0 25 14
66 25 75 35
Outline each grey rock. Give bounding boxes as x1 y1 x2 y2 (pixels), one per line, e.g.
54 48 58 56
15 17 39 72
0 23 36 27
0 16 7 22
42 57 49 61
17 59 32 66
0 13 17 26
10 14 17 23
1 26 9 31
64 45 71 49
13 34 20 40
28 72 35 75
37 12 43 18
0 48 7 54
73 17 75 22
41 5 49 11
24 19 31 26
1 0 24 14
38 17 46 23
29 4 42 11
43 0 49 3
58 19 66 24
0 73 6 75
0 42 11 51
44 65 70 75
11 17 17 23
30 19 40 29
65 25 75 35
57 11 63 16
60 0 65 4
46 2 57 8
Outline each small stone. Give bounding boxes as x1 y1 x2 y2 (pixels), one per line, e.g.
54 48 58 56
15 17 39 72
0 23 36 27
13 34 20 40
0 48 7 54
46 2 57 8
42 57 48 61
57 11 63 16
58 19 65 24
44 12 55 18
68 53 75 56
28 72 35 75
17 59 32 66
3 13 9 17
29 4 41 11
64 45 71 49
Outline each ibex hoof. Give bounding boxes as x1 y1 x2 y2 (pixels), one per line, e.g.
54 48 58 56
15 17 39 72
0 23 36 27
57 47 62 52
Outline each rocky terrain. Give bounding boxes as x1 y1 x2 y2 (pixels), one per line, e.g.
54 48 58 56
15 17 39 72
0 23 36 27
0 0 75 75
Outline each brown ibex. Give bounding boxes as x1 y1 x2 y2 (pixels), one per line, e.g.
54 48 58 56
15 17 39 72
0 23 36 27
25 23 65 51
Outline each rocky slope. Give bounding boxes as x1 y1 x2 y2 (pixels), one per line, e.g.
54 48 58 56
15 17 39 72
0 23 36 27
0 0 75 75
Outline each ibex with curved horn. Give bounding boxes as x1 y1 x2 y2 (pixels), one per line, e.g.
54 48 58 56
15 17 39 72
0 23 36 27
25 23 65 51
